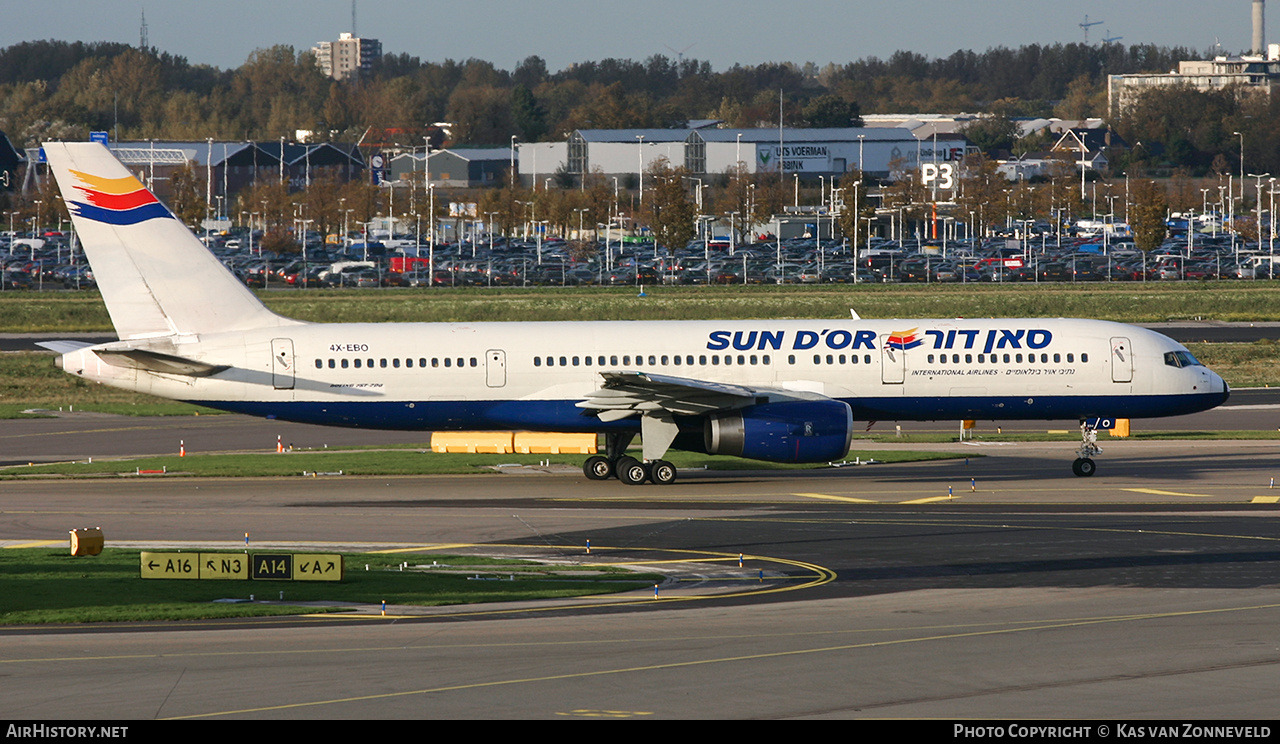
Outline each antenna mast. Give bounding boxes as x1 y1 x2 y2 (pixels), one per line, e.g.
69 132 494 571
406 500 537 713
139 9 149 50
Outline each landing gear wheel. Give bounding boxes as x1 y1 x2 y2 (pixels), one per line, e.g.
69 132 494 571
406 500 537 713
583 455 613 481
616 456 649 486
649 460 677 485
1072 458 1096 477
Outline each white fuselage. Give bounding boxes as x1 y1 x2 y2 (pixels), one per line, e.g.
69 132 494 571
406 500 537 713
58 317 1227 432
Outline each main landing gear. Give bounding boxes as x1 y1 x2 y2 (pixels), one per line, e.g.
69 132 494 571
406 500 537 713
581 433 678 486
1072 420 1102 477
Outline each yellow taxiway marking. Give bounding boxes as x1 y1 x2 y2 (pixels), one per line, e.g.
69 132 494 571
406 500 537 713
899 496 960 504
556 710 654 718
1123 488 1212 498
1251 496 1280 503
368 545 476 554
3 540 63 549
793 492 879 503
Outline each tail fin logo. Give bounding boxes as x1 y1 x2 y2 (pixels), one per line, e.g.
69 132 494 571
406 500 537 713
67 170 172 225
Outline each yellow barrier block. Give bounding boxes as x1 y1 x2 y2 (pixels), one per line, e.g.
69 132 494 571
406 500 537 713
69 527 103 557
1110 418 1130 437
430 431 515 454
514 432 598 454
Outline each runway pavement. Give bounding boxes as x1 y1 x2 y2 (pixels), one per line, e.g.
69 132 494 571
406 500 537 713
2 408 1279 719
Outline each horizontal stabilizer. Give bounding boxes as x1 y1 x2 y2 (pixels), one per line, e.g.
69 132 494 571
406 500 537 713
93 348 228 377
36 340 96 354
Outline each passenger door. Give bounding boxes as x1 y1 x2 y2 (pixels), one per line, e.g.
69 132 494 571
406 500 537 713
880 334 905 384
1110 337 1132 383
271 338 295 390
486 349 506 388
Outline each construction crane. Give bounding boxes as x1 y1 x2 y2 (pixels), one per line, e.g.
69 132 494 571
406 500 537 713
1080 15 1103 45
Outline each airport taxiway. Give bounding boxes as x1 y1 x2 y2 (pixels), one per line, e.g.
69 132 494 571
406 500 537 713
2 412 1279 719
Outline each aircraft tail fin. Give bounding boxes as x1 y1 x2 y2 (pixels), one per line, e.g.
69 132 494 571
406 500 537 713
42 142 297 339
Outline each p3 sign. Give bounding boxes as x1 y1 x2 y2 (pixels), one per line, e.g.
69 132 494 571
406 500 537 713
921 163 955 191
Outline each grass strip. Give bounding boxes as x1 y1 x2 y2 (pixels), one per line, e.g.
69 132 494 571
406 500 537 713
0 448 966 478
0 549 663 625
6 282 1280 333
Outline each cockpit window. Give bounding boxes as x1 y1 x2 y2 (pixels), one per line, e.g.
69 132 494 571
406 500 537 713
1164 350 1204 368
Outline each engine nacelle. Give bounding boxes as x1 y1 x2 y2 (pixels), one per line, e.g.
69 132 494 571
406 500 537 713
704 400 853 463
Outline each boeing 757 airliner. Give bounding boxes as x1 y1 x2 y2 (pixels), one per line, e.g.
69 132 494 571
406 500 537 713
40 142 1228 485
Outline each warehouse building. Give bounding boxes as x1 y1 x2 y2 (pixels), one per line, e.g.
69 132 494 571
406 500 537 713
517 126 967 188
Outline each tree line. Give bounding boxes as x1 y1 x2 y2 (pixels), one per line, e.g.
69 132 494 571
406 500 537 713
0 38 1199 150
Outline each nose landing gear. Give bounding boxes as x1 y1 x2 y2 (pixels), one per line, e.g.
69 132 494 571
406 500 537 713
1072 420 1103 477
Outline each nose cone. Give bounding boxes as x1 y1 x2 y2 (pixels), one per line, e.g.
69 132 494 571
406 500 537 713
1206 369 1230 406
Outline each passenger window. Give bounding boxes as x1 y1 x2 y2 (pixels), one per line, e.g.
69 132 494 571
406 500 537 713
813 354 821 364
445 358 451 368
341 359 349 368
470 358 477 367
762 355 770 365
623 356 630 365
534 357 541 367
673 356 681 366
354 359 362 368
661 355 668 365
572 357 579 366
649 355 656 365
432 358 439 368
1053 354 1060 363
1067 354 1074 363
751 355 758 365
558 357 566 367
699 355 707 365
584 356 592 366
393 358 400 368
315 359 322 369
327 359 335 369
1082 353 1089 362
610 356 618 366
686 355 694 365
788 355 796 364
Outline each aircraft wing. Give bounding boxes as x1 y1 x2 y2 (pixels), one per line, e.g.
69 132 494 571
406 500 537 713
577 370 805 422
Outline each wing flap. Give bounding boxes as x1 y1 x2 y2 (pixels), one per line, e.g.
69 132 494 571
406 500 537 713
578 370 763 420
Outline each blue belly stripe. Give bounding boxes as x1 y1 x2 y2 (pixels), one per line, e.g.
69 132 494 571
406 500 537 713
188 392 1229 432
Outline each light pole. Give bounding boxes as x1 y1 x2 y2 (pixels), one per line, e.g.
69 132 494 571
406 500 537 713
636 135 646 208
1250 172 1271 250
510 135 518 188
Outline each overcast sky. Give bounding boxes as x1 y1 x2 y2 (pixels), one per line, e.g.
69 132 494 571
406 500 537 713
2 1 1265 72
